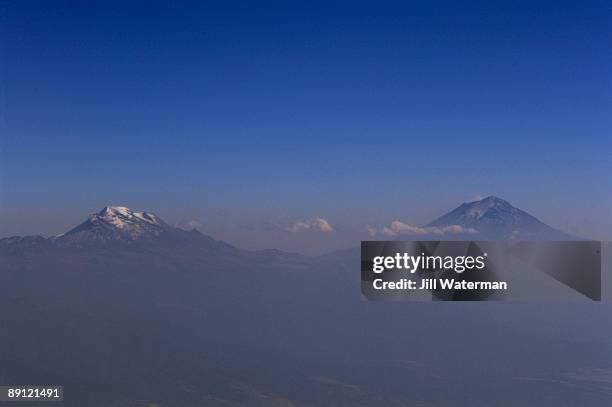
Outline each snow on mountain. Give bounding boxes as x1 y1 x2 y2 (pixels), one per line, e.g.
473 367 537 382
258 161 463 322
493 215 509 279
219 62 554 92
0 198 580 256
57 206 171 244
96 206 165 230
0 205 244 260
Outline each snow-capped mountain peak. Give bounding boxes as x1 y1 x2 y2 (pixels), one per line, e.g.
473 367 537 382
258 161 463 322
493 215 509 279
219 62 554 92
427 196 574 240
2 206 232 252
60 206 170 244
95 206 164 229
463 196 512 219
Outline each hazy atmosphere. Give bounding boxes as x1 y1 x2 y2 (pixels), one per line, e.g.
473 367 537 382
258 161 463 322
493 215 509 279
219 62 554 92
1 2 612 407
1 1 611 254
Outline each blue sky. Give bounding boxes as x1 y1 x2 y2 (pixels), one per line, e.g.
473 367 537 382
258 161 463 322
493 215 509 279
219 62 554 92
1 1 610 253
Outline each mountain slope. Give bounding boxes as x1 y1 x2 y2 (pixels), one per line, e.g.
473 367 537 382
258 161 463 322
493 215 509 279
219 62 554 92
427 196 575 240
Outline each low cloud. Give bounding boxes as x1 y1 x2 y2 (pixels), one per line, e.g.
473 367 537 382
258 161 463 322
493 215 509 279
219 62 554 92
287 218 334 233
368 221 478 237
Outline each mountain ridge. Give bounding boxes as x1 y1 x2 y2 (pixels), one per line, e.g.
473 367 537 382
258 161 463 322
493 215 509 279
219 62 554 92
0 206 322 273
0 206 244 257
0 197 580 257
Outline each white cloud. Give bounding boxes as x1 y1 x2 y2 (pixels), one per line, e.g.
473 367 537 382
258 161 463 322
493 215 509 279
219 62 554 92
368 221 478 237
287 218 333 233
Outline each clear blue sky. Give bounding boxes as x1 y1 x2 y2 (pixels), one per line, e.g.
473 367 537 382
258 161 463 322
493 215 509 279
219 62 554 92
1 1 610 253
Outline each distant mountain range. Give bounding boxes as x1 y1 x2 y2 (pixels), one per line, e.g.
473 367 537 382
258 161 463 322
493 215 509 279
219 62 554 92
0 199 591 406
0 206 319 273
426 196 576 240
0 197 577 258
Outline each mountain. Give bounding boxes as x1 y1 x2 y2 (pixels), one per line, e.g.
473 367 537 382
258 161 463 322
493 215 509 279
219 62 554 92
426 196 575 240
0 198 579 256
58 206 170 243
1 206 217 252
0 206 320 272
